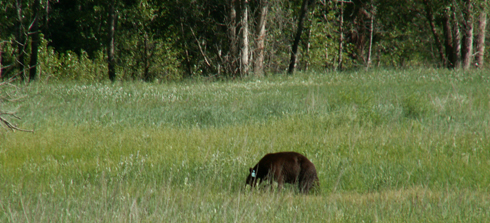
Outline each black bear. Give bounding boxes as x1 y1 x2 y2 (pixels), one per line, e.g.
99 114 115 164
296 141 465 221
246 151 319 193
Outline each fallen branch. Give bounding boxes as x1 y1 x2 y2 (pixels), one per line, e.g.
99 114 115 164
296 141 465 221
0 113 34 132
0 73 33 133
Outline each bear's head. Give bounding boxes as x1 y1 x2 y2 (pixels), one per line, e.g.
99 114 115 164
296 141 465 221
245 168 258 187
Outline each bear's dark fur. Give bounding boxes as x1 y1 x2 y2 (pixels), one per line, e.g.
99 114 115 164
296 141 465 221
246 151 319 193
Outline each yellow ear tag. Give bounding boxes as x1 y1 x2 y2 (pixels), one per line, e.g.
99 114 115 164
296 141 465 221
251 170 256 177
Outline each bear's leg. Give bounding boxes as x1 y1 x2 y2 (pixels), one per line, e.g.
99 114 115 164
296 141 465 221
299 175 313 193
298 179 306 193
264 176 274 192
257 178 264 188
276 174 284 191
301 180 311 193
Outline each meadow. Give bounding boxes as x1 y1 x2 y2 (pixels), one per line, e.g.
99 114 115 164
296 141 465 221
1 69 490 222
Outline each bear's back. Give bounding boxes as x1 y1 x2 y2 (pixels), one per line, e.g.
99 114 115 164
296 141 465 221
261 152 308 165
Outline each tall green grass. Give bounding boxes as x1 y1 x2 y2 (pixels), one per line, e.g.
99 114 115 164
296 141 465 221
1 69 490 222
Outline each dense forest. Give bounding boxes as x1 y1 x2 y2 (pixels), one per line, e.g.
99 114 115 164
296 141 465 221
0 0 488 82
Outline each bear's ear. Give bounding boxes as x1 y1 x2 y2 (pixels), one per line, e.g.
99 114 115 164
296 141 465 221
249 168 253 173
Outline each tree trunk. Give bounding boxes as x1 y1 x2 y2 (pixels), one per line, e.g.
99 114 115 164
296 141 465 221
180 22 192 78
288 0 310 74
443 8 455 68
451 3 461 69
338 1 344 70
143 33 151 82
423 0 447 67
108 0 116 82
0 42 3 79
304 27 311 71
462 0 473 70
43 0 50 40
229 0 238 76
474 0 486 68
241 0 250 77
16 0 26 81
29 0 40 82
254 0 268 77
366 4 375 69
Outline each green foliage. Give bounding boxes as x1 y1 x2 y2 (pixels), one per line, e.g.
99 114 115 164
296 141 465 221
47 0 107 56
0 36 18 78
307 2 345 70
37 36 107 81
375 0 440 67
117 0 183 81
2 0 489 81
264 0 297 72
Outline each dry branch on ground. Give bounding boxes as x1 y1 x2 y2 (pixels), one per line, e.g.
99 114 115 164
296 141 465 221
0 77 33 133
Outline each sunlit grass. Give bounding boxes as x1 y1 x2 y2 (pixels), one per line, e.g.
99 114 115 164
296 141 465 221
1 68 490 222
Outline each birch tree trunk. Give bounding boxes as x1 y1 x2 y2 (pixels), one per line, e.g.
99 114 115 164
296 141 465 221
462 0 473 70
474 0 486 68
241 0 250 77
338 1 344 70
254 0 268 77
451 3 461 69
304 27 311 71
229 0 238 76
366 4 375 69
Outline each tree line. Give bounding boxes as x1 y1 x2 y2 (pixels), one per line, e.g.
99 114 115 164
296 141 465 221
0 0 488 82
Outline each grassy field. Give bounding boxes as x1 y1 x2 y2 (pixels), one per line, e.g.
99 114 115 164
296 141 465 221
1 69 490 222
